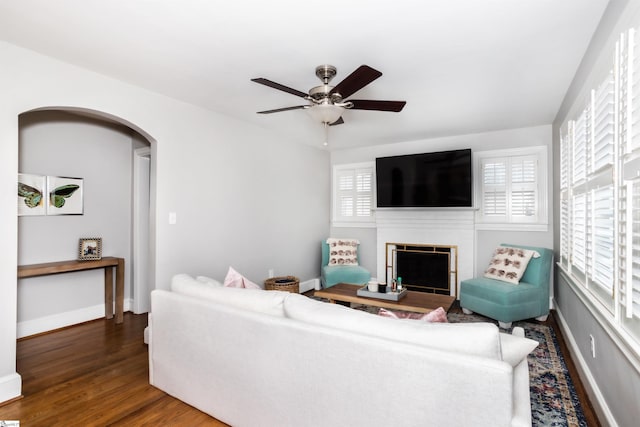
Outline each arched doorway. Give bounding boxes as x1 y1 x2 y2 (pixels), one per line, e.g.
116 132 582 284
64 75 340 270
17 107 155 336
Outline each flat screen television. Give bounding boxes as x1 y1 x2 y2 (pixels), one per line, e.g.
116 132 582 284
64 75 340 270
376 148 472 208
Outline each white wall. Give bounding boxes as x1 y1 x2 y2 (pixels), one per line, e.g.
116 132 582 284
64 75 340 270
330 124 554 275
17 111 135 337
0 41 329 402
552 1 640 426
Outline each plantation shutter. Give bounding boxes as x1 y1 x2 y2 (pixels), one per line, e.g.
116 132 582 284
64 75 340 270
620 181 640 319
337 170 355 218
591 185 615 293
481 159 507 217
560 126 572 268
559 24 640 349
620 28 640 153
630 182 640 319
572 193 587 275
510 156 537 219
334 165 374 223
619 28 640 341
573 108 589 185
355 169 373 217
586 70 616 296
592 73 615 171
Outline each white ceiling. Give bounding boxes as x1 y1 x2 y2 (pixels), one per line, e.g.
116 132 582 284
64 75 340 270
0 0 610 150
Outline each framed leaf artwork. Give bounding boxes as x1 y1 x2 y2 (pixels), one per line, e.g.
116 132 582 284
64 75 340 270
18 173 47 216
46 176 83 215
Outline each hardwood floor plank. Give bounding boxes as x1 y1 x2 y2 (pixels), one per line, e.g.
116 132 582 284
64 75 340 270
0 313 228 426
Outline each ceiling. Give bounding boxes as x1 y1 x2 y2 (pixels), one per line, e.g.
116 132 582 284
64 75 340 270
0 0 610 150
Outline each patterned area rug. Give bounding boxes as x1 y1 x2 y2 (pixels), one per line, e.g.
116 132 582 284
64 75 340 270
350 304 587 426
447 313 587 427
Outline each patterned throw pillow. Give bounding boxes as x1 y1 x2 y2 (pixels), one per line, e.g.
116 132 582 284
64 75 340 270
378 307 448 323
326 238 359 266
483 246 535 284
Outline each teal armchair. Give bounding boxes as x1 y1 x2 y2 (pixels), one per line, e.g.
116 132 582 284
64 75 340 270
321 241 370 288
459 243 553 328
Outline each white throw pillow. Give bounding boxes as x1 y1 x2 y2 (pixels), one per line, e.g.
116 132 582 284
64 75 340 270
284 294 501 360
484 246 535 284
500 328 539 366
326 238 359 266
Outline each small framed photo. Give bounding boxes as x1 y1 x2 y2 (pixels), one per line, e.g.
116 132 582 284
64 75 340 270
78 237 102 260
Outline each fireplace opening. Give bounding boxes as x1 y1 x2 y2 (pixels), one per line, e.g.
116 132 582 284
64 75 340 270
386 243 458 296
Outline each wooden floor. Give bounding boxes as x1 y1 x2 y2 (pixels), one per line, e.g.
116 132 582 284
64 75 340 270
0 313 227 426
0 310 599 426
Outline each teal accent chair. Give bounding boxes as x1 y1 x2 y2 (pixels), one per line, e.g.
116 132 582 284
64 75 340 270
459 243 553 328
321 241 371 288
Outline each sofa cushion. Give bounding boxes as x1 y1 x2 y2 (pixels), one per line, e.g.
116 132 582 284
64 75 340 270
284 294 501 360
322 265 371 287
484 246 535 284
461 277 541 305
500 327 539 366
171 274 286 317
196 275 223 288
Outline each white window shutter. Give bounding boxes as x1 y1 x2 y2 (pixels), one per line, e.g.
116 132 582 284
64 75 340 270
559 25 640 351
620 28 640 153
333 164 374 224
592 73 615 171
630 181 640 318
591 185 615 292
573 107 590 185
476 147 546 227
572 193 587 275
510 156 537 218
481 159 507 217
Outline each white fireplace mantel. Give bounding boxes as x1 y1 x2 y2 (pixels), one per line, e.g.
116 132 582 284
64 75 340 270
375 209 475 297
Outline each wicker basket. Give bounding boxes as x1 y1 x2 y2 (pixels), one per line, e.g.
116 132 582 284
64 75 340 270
264 276 299 293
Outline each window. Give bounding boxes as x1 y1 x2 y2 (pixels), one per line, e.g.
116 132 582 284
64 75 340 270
560 27 640 345
475 146 548 230
332 163 374 227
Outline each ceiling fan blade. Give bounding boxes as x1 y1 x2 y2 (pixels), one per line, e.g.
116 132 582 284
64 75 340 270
251 78 308 98
329 117 344 126
257 105 308 114
330 65 382 99
348 99 406 112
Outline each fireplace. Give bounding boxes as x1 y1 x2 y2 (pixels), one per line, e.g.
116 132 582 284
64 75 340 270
385 243 458 296
375 209 474 298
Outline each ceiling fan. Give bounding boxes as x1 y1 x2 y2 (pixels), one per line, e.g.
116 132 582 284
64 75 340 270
251 65 406 129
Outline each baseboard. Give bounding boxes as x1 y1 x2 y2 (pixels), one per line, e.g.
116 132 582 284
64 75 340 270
299 278 318 294
17 299 133 339
553 305 617 427
0 372 22 404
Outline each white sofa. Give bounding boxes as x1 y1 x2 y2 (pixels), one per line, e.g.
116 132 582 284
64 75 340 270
148 274 538 427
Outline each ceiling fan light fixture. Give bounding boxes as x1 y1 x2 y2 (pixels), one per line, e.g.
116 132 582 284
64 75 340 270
306 103 344 124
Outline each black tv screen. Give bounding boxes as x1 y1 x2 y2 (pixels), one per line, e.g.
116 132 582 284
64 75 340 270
376 149 472 208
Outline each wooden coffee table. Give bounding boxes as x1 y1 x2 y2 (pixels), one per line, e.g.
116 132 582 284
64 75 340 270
314 283 455 314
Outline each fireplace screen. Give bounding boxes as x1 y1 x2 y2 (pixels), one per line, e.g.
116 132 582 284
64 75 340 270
386 243 458 296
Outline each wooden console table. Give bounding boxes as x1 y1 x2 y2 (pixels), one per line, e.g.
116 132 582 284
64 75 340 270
18 257 125 324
